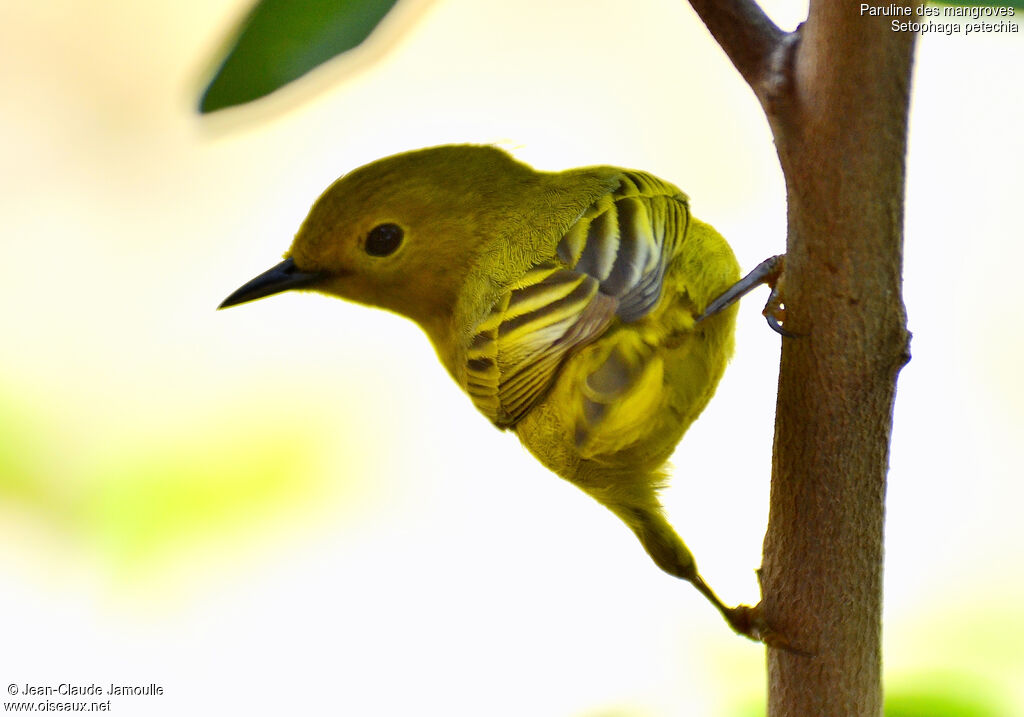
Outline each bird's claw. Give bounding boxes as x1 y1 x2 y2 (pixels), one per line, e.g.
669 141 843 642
722 602 813 656
762 280 799 337
699 254 797 337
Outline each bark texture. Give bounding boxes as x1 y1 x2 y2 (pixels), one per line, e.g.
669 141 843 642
685 2 918 714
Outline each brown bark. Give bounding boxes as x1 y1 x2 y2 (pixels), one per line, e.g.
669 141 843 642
685 2 917 714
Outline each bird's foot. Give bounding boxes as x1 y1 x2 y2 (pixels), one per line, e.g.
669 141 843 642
699 254 797 337
720 602 812 656
762 278 799 337
689 572 810 654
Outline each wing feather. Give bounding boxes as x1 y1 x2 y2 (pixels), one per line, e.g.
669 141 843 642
466 265 617 426
464 171 688 428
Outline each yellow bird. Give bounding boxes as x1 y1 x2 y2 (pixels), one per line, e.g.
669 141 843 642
220 145 781 642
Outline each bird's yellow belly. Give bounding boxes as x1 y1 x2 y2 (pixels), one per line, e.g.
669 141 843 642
512 293 736 489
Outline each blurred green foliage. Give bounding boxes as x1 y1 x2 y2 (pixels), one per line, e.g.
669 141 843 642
734 675 1008 716
885 688 1003 717
199 0 1022 113
81 431 315 570
0 389 325 576
200 0 400 112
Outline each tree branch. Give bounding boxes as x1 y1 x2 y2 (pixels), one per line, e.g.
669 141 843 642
687 1 919 715
759 7 918 715
685 0 789 104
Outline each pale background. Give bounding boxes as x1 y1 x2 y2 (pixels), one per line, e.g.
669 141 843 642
1 1 1021 714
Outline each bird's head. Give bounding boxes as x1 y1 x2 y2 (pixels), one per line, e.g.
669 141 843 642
219 145 541 333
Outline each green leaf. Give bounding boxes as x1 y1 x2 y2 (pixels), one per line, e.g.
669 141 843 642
199 0 401 113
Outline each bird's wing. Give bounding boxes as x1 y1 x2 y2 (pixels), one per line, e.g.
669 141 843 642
465 262 618 427
555 170 687 322
465 171 687 429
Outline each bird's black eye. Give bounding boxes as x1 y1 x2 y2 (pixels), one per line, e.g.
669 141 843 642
364 223 404 257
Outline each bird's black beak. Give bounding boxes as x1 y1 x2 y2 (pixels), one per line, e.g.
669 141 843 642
218 258 323 309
